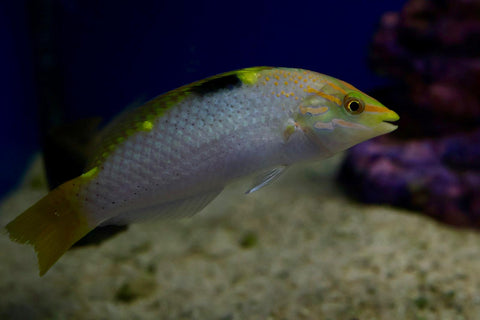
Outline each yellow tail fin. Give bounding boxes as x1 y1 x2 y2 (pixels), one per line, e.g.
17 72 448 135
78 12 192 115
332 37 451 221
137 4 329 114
5 178 94 276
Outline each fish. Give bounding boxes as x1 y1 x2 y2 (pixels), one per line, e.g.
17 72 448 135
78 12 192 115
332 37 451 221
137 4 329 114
4 67 399 276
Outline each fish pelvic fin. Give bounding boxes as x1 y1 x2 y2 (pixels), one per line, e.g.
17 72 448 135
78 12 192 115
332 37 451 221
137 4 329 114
5 177 94 276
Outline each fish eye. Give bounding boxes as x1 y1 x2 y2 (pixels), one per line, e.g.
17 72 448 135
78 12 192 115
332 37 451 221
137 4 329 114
344 96 365 115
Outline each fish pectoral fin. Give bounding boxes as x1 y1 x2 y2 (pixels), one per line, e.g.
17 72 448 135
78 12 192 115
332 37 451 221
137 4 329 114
246 165 288 194
102 189 224 226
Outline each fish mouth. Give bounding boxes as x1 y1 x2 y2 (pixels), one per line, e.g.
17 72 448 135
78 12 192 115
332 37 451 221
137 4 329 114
381 121 398 132
380 111 400 132
384 110 400 122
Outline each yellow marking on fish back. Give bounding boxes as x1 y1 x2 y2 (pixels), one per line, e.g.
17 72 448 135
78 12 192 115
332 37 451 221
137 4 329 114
237 68 260 85
80 167 98 179
141 120 153 131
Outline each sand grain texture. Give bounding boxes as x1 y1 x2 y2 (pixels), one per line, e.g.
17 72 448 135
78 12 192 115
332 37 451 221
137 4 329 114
1 155 479 320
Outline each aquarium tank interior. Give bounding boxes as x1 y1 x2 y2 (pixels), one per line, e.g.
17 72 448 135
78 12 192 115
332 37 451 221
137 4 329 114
2 1 480 319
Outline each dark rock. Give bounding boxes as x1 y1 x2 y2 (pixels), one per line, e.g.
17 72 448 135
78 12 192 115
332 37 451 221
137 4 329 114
339 131 480 228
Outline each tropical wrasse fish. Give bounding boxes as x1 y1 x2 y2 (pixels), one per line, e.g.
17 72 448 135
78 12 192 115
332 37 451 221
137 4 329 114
5 67 399 276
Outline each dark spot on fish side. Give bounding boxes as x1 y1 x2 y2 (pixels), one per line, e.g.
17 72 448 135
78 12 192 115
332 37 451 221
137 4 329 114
190 74 241 96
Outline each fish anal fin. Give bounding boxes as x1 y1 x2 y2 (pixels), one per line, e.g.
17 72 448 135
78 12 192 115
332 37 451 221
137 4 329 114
5 178 94 276
103 189 223 226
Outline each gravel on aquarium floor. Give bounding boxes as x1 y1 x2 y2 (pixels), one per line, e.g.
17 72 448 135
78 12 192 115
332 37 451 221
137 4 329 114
1 154 479 320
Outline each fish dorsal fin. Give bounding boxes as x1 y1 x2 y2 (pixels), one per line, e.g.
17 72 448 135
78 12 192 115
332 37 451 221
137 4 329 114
246 166 288 194
45 117 102 189
102 189 223 226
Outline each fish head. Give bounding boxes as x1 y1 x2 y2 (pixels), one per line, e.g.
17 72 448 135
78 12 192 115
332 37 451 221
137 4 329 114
294 77 399 155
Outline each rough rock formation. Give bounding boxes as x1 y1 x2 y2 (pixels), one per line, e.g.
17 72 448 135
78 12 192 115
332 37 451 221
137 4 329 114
339 0 480 229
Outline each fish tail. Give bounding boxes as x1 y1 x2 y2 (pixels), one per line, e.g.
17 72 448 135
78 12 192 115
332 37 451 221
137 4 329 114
5 177 94 276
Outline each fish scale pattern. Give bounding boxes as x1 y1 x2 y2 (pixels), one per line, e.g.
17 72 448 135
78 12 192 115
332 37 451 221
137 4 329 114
82 77 299 224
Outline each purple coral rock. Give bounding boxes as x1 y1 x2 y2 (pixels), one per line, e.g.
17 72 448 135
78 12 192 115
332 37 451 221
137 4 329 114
339 0 480 229
339 131 480 229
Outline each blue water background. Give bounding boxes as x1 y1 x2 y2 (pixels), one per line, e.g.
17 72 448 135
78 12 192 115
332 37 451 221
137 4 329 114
0 0 405 198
